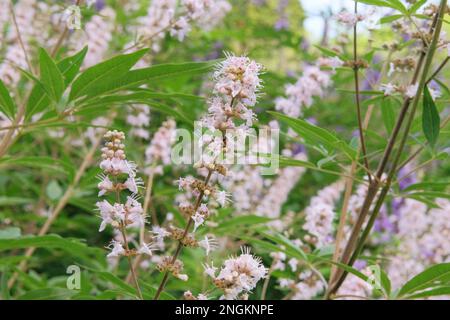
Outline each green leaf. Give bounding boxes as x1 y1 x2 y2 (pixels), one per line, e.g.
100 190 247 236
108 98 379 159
0 156 75 180
69 48 148 101
39 48 65 102
357 0 403 11
57 46 88 86
0 79 16 119
97 271 138 298
422 86 440 148
398 263 450 297
313 45 342 58
402 181 449 192
78 60 216 101
17 288 77 300
381 98 395 134
405 286 450 299
408 0 427 14
0 234 103 262
214 215 272 233
26 48 88 119
46 180 63 201
269 111 356 159
1 271 11 300
0 227 21 239
385 0 408 13
259 231 308 261
0 197 34 206
379 268 392 297
380 14 404 24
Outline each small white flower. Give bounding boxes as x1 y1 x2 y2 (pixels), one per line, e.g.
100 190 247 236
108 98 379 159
405 84 418 99
215 190 231 207
429 87 441 100
199 235 218 255
107 241 125 258
177 274 189 281
288 258 298 272
387 62 395 77
192 213 205 232
380 83 396 96
63 5 82 30
329 56 344 71
197 293 208 300
124 176 143 194
203 262 217 278
137 243 154 256
152 226 170 241
97 175 114 197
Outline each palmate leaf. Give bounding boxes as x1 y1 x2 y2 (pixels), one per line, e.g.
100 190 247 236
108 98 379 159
69 48 148 101
398 263 450 298
0 79 16 119
269 111 357 160
422 86 441 148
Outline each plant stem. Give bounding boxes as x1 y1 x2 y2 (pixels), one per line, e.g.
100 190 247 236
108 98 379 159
9 1 34 74
352 0 372 184
153 170 213 300
125 163 157 284
119 224 144 300
50 0 82 57
396 115 449 172
327 0 447 297
7 126 107 289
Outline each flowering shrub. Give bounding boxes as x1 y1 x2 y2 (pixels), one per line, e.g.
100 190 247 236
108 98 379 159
0 0 449 301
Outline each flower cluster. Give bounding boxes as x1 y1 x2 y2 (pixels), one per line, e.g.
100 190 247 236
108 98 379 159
205 247 267 299
303 179 345 248
145 118 177 170
127 105 151 140
155 54 265 295
95 130 151 258
0 0 38 86
275 58 341 118
138 0 231 52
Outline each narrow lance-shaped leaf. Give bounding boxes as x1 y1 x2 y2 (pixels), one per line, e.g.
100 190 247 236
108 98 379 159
26 47 89 120
57 46 88 85
69 48 148 101
269 111 357 160
39 47 65 102
77 60 217 102
422 86 440 148
381 97 395 134
398 263 450 298
0 79 16 119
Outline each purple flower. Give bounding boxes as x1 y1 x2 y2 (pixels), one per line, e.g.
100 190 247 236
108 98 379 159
274 18 289 31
